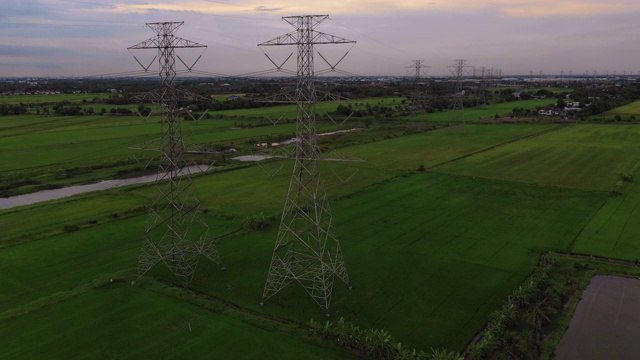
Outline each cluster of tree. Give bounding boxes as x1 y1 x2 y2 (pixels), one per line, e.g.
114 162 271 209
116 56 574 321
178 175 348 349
204 97 270 111
0 103 28 115
469 253 570 359
308 317 463 360
333 103 398 118
107 108 133 115
509 107 536 118
54 105 83 116
6 77 640 122
137 104 152 116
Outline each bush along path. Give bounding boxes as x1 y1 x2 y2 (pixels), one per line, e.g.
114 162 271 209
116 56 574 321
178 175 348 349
308 317 463 360
464 253 581 359
464 252 640 360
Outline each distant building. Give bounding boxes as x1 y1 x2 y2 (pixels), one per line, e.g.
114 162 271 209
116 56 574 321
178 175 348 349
538 107 559 116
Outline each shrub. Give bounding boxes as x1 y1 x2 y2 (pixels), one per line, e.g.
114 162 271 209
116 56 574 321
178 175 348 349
246 212 270 230
63 224 80 232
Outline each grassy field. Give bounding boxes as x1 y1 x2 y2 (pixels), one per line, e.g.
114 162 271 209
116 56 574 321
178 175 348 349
0 280 351 359
189 171 604 350
413 98 556 123
0 164 606 354
571 161 640 261
213 97 406 119
0 113 331 195
601 100 640 119
0 93 111 104
214 97 555 123
340 124 557 172
3 94 640 357
438 124 640 191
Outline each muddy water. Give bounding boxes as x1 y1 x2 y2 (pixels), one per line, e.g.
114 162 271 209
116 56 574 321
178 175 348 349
0 165 212 210
554 275 640 359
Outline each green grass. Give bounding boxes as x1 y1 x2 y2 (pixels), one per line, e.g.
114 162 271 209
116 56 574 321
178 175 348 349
214 97 554 123
438 124 640 191
1 169 603 353
214 97 406 119
0 282 351 359
0 114 324 195
0 114 321 174
0 190 148 248
405 98 557 123
3 94 640 357
571 161 640 261
340 124 557 173
0 93 111 105
188 172 606 350
602 100 640 118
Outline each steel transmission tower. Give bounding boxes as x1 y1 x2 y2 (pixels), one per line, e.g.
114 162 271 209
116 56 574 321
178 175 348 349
449 59 468 134
129 22 222 287
406 60 430 110
475 66 487 107
258 15 354 315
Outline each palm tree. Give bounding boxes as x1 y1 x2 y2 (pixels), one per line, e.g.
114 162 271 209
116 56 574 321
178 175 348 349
335 317 359 349
363 328 393 359
490 330 528 360
393 342 419 360
525 296 556 353
428 348 464 360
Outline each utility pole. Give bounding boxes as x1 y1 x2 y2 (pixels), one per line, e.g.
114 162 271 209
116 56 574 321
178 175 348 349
258 15 353 316
129 22 222 287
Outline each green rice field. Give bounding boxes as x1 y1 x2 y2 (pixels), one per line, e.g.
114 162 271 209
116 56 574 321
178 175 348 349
2 96 640 358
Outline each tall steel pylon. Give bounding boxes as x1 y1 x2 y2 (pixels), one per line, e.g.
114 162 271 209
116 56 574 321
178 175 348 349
475 66 487 107
129 22 222 287
449 59 469 134
258 15 354 315
406 60 430 111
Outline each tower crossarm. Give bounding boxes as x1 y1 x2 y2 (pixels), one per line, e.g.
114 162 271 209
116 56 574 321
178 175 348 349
128 36 207 50
259 31 355 47
128 22 206 50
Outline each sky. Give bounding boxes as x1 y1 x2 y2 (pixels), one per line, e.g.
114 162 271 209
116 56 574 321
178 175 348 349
1 0 639 78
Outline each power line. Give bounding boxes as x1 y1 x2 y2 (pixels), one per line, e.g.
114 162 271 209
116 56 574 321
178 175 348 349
329 18 417 61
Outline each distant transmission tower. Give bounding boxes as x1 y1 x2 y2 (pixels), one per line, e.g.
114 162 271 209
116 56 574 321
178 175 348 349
449 59 469 134
475 66 487 107
129 22 222 287
259 15 354 315
406 60 430 111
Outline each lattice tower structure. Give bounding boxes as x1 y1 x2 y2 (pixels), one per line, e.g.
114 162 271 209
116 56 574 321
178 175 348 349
129 22 222 287
449 59 469 134
258 15 353 315
476 66 487 107
405 60 430 111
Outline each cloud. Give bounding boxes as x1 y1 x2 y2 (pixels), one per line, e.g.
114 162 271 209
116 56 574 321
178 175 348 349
255 5 283 12
108 0 639 16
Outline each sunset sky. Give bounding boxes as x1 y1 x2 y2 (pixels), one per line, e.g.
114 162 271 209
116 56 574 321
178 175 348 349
1 0 638 77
